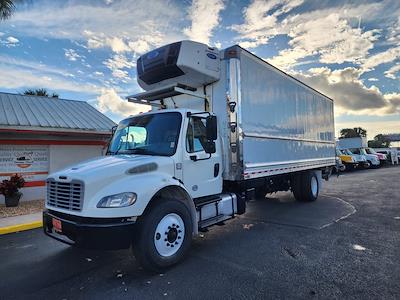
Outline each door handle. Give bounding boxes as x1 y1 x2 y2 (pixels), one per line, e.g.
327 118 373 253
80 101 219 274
214 163 220 177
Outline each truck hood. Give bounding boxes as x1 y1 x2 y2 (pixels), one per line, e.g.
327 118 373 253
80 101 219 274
48 155 175 181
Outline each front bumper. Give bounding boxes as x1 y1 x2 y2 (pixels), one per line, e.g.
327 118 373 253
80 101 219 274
43 210 136 250
344 162 358 167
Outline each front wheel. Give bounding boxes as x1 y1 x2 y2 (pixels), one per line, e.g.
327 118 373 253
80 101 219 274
133 199 193 272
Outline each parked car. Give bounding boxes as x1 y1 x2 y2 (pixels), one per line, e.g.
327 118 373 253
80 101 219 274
375 148 399 165
350 148 380 168
364 148 387 164
336 149 357 170
341 149 370 169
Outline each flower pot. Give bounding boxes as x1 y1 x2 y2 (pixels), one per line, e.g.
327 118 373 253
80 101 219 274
5 192 22 207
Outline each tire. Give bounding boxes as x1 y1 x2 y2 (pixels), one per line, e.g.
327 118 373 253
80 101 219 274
292 171 319 202
133 199 193 272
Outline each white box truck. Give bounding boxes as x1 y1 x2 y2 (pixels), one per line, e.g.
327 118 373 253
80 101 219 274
43 41 336 271
337 137 367 149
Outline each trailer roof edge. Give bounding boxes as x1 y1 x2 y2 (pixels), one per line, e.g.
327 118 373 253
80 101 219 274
223 45 334 103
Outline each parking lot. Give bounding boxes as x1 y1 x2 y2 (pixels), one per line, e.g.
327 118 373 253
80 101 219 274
1 166 399 299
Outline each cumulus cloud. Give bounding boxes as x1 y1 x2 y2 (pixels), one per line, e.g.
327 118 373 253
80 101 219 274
234 1 389 68
183 0 225 45
64 48 83 61
6 36 19 44
103 54 136 82
387 15 400 46
0 65 97 93
104 54 135 70
293 67 400 115
0 54 98 93
0 35 20 47
231 0 303 49
96 88 150 116
8 0 182 54
268 13 380 69
384 63 400 79
368 78 379 82
290 15 379 65
107 37 130 53
361 46 400 70
127 34 164 54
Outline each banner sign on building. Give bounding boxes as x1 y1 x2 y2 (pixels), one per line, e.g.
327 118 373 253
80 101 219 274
0 145 49 183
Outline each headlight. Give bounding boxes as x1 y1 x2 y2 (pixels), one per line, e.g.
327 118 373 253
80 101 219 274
97 192 137 208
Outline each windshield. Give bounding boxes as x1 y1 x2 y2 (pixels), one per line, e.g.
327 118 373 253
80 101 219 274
336 149 343 156
343 149 354 155
108 112 182 156
365 148 376 154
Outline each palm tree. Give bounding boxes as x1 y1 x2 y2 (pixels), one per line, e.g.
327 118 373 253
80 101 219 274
0 0 17 21
23 88 59 98
340 127 367 138
368 134 391 148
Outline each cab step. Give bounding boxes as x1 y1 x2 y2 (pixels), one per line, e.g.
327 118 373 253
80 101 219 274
195 193 237 230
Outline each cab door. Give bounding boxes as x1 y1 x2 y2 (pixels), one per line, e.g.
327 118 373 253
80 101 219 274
182 115 222 198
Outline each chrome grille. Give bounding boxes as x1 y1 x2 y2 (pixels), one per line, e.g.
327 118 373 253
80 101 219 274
46 179 84 211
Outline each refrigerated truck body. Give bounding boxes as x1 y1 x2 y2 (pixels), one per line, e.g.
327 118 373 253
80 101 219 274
43 41 336 271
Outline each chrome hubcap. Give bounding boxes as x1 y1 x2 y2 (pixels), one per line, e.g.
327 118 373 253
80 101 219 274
154 213 185 257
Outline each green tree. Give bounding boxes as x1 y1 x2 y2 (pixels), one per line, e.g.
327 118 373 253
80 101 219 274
340 127 367 138
0 0 17 21
368 134 391 148
23 88 59 98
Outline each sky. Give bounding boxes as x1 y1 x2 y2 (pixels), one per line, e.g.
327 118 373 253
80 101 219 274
0 0 399 140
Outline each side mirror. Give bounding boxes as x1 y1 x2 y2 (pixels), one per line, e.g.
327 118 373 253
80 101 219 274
206 115 217 141
204 141 216 154
111 125 117 135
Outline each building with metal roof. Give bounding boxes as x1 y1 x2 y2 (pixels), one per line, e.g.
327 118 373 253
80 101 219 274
0 92 115 133
0 92 116 204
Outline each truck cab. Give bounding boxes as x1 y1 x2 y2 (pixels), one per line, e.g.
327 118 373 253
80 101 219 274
341 148 369 169
336 148 357 169
350 148 380 168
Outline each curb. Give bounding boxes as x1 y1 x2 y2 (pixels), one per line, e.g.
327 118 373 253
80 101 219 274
0 220 43 235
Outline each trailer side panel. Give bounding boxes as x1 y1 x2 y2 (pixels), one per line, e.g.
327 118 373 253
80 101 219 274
237 50 335 179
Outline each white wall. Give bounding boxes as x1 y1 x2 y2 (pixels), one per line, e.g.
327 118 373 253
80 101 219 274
49 145 104 173
1 144 105 205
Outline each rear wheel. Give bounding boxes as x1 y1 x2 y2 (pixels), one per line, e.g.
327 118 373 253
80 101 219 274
292 171 319 202
133 199 193 272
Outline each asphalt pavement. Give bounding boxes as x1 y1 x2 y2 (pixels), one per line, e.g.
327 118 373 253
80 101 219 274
1 167 399 299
